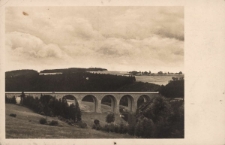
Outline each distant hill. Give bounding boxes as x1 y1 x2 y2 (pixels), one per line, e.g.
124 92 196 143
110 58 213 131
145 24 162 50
40 67 107 74
5 70 38 78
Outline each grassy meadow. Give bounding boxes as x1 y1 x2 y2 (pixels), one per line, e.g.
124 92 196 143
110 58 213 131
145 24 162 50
6 103 133 138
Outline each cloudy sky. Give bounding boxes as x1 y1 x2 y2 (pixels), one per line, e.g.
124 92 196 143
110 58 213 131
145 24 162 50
5 7 184 72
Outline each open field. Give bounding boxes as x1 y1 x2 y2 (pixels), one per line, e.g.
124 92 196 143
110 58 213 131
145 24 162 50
80 101 113 113
6 103 133 138
80 101 128 113
89 71 184 85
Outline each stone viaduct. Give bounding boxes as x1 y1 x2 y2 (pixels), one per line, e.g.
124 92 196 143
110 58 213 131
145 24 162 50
5 92 161 114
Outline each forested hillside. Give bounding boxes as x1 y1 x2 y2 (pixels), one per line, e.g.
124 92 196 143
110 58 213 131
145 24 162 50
5 69 160 92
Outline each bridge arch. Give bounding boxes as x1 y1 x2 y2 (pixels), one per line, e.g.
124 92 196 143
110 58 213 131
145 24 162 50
119 95 134 113
81 95 98 112
62 95 77 106
137 95 151 108
101 95 117 113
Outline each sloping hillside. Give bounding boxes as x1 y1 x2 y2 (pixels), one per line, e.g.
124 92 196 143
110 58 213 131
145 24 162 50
6 104 133 138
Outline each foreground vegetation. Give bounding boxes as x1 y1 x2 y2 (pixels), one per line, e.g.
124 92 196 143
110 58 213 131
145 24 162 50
6 94 82 123
6 96 184 138
6 104 134 138
91 97 184 138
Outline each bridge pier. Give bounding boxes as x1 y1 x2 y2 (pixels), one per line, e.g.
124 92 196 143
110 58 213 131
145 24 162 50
132 98 138 113
77 100 82 109
96 99 102 113
127 98 132 112
114 101 120 114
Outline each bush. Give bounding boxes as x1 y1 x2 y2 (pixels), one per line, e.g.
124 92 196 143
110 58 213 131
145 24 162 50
104 124 110 132
134 120 143 137
108 123 115 132
142 118 155 138
128 124 135 135
9 113 17 117
106 113 115 123
39 118 47 124
102 122 129 134
6 96 17 104
119 123 128 134
92 124 96 129
94 119 100 125
114 124 119 133
92 124 101 130
50 120 58 126
12 96 17 104
78 121 87 128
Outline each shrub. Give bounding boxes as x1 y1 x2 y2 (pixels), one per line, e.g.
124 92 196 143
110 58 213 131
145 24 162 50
39 118 47 124
128 124 135 135
92 124 96 129
106 113 115 123
108 123 115 132
6 96 17 104
133 117 156 138
12 96 17 104
9 113 17 117
114 124 119 133
134 120 143 137
50 120 58 126
78 121 87 128
96 124 102 130
118 122 128 134
94 119 100 125
92 124 101 130
142 117 155 138
104 124 110 132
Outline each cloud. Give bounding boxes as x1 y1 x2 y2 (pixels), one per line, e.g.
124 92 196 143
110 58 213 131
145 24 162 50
96 38 134 57
97 7 184 41
5 31 74 72
6 31 67 58
96 35 183 61
5 7 184 72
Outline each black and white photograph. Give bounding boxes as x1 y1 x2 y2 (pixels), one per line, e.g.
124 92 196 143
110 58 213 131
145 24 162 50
4 6 184 139
1 1 225 144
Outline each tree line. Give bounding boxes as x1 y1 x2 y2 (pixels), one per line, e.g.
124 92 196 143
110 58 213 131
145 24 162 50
159 77 184 98
6 94 82 123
